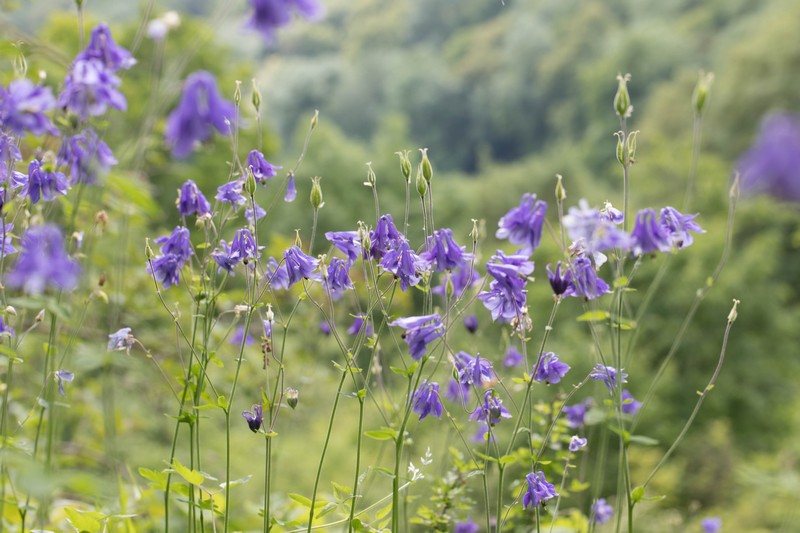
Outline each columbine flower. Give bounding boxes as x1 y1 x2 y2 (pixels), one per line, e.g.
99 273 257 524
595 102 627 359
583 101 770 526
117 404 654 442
325 231 362 264
77 23 135 72
346 314 372 337
245 0 324 41
242 404 263 432
563 199 633 254
379 239 426 290
569 435 588 452
0 79 57 136
630 208 672 256
478 251 533 322
326 257 353 298
454 351 495 387
265 257 290 290
737 113 800 202
230 228 261 263
592 498 614 524
248 150 281 183
284 174 296 202
533 352 571 385
546 262 574 297
55 369 75 396
659 206 704 249
522 471 557 509
23 159 69 204
421 228 471 271
57 129 117 185
569 257 610 300
154 226 193 263
58 59 127 120
0 315 15 338
701 517 722 533
0 133 22 183
369 214 403 259
212 240 237 274
148 254 182 289
245 203 267 225
469 390 511 425
1 223 16 257
412 380 443 421
503 346 523 367
621 389 642 415
319 320 331 336
389 314 444 360
496 193 548 255
177 180 211 217
563 400 591 428
216 179 246 206
445 378 469 404
600 201 624 224
454 518 479 533
590 364 628 392
231 326 254 346
165 71 235 158
463 314 478 334
7 225 80 294
107 327 134 352
284 246 322 286
432 264 480 300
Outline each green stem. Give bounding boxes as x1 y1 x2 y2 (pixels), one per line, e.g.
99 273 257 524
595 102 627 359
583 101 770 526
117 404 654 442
347 394 366 531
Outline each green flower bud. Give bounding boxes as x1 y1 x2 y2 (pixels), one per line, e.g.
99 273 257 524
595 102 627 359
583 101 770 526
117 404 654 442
626 130 639 164
251 78 261 113
470 218 479 243
727 299 740 323
310 110 319 131
234 80 242 106
555 174 567 202
365 162 376 187
145 238 155 259
396 150 412 183
614 132 625 165
415 167 428 198
614 73 633 118
420 148 432 182
692 71 714 116
244 168 257 197
310 176 324 209
286 388 299 409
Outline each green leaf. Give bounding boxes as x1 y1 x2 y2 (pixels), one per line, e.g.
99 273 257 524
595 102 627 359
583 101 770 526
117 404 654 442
631 486 645 503
316 502 337 519
288 493 312 508
138 467 168 491
628 435 659 446
217 395 228 410
389 362 418 377
613 276 629 288
170 459 204 486
472 451 498 463
220 475 252 489
614 317 637 330
576 310 610 322
373 467 395 478
364 428 397 441
64 507 103 533
498 455 518 467
331 482 353 500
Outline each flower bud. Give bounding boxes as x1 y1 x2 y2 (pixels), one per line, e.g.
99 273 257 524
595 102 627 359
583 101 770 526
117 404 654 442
470 219 479 243
244 168 257 197
310 176 324 209
95 210 109 229
420 148 433 182
4 306 16 317
35 309 45 323
310 110 319 131
727 299 740 323
286 387 299 409
365 162 376 187
555 174 567 202
234 80 242 106
265 304 274 324
251 78 261 113
692 71 714 116
614 132 625 165
626 130 639 164
415 167 427 198
145 238 155 259
396 150 412 183
614 73 633 118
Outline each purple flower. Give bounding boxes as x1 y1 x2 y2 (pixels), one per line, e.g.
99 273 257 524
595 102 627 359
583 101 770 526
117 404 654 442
346 314 372 337
630 208 672 256
165 71 235 158
522 471 557 509
0 314 15 338
107 327 134 352
569 257 610 300
469 390 511 425
319 320 331 336
369 214 403 260
659 207 705 249
242 404 263 432
23 159 69 204
737 113 800 201
58 59 127 120
325 231 362 264
0 133 22 183
248 150 281 183
76 23 135 72
154 226 193 263
463 314 478 334
284 174 296 202
148 254 182 289
503 346 524 367
265 257 290 290
445 378 469 403
412 380 443 421
230 228 261 262
455 351 495 387
454 518 479 533
177 180 211 217
590 364 628 392
591 498 613 524
216 179 247 206
246 0 324 41
7 225 80 294
0 79 57 136
563 400 590 428
55 369 74 397
1 223 16 257
496 193 548 255
478 251 532 322
389 314 444 360
432 263 480 299
601 201 624 224
533 352 571 385
569 435 587 452
380 240 426 291
57 129 117 185
231 326 254 346
283 246 322 286
563 200 633 254
421 228 471 271
245 203 267 225
621 389 642 415
701 517 722 533
325 257 353 298
546 262 574 297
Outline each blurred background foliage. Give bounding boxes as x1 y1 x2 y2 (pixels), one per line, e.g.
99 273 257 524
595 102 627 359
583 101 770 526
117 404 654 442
2 0 800 530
